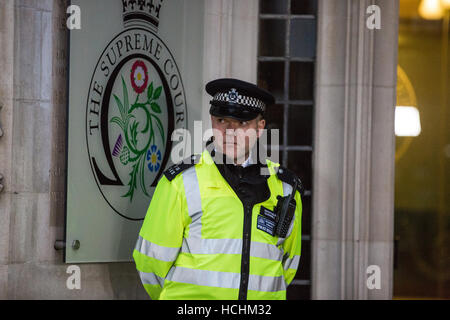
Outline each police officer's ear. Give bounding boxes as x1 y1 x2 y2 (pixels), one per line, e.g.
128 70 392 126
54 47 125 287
256 114 266 138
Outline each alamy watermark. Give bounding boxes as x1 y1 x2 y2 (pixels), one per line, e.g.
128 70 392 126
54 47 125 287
66 5 81 30
366 265 381 290
66 5 382 31
169 121 280 175
66 265 81 290
366 5 381 30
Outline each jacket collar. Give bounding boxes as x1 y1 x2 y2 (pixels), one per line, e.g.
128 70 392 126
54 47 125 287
198 149 279 188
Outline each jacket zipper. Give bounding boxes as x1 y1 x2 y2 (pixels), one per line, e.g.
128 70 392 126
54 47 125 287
238 204 252 300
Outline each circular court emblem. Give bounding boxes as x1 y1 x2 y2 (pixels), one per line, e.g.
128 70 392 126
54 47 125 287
86 26 187 220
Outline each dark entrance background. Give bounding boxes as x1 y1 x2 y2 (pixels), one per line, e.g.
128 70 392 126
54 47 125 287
257 0 317 300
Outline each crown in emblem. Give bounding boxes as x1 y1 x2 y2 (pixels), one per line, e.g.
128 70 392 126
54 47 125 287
122 0 164 31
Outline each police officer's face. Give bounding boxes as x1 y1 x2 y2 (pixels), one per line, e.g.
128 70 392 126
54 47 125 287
211 115 265 164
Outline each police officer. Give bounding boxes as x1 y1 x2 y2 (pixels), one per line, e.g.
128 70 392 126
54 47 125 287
133 78 303 300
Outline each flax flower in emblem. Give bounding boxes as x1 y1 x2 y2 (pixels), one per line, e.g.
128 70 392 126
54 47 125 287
147 144 162 172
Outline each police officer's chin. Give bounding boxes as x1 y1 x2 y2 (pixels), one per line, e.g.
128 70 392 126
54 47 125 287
215 143 248 165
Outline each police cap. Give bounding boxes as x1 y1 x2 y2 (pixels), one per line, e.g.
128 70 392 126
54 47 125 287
206 78 275 121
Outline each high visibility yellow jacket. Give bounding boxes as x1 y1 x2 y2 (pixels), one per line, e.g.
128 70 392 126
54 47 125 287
133 150 302 300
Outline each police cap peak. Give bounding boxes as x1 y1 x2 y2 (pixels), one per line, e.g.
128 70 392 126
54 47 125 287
206 78 275 121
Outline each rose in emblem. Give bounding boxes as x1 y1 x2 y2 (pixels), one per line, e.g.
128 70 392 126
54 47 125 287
130 60 149 94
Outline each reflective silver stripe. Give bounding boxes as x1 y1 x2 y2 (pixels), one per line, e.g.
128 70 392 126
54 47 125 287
282 181 292 197
166 266 285 292
139 271 164 287
281 181 296 239
166 266 241 289
182 238 243 255
250 241 284 261
283 254 301 271
285 214 296 239
135 236 180 262
248 274 286 292
182 167 203 238
181 238 283 261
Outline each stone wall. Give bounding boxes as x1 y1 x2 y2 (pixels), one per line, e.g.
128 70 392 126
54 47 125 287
0 0 147 299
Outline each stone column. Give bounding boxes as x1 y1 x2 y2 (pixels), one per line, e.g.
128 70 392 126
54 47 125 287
312 0 398 299
202 0 259 125
0 0 15 298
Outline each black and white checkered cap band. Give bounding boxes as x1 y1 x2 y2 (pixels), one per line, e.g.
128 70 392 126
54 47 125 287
212 88 266 111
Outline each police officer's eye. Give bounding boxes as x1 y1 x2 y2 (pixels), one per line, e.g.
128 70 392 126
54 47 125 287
240 121 248 126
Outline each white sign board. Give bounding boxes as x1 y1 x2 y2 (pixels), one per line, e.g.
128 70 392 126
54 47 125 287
66 0 204 262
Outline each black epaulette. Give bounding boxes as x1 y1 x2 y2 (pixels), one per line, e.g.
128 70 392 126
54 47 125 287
276 166 305 196
163 154 201 181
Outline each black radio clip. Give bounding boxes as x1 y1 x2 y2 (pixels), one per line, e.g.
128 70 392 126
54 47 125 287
273 178 298 238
